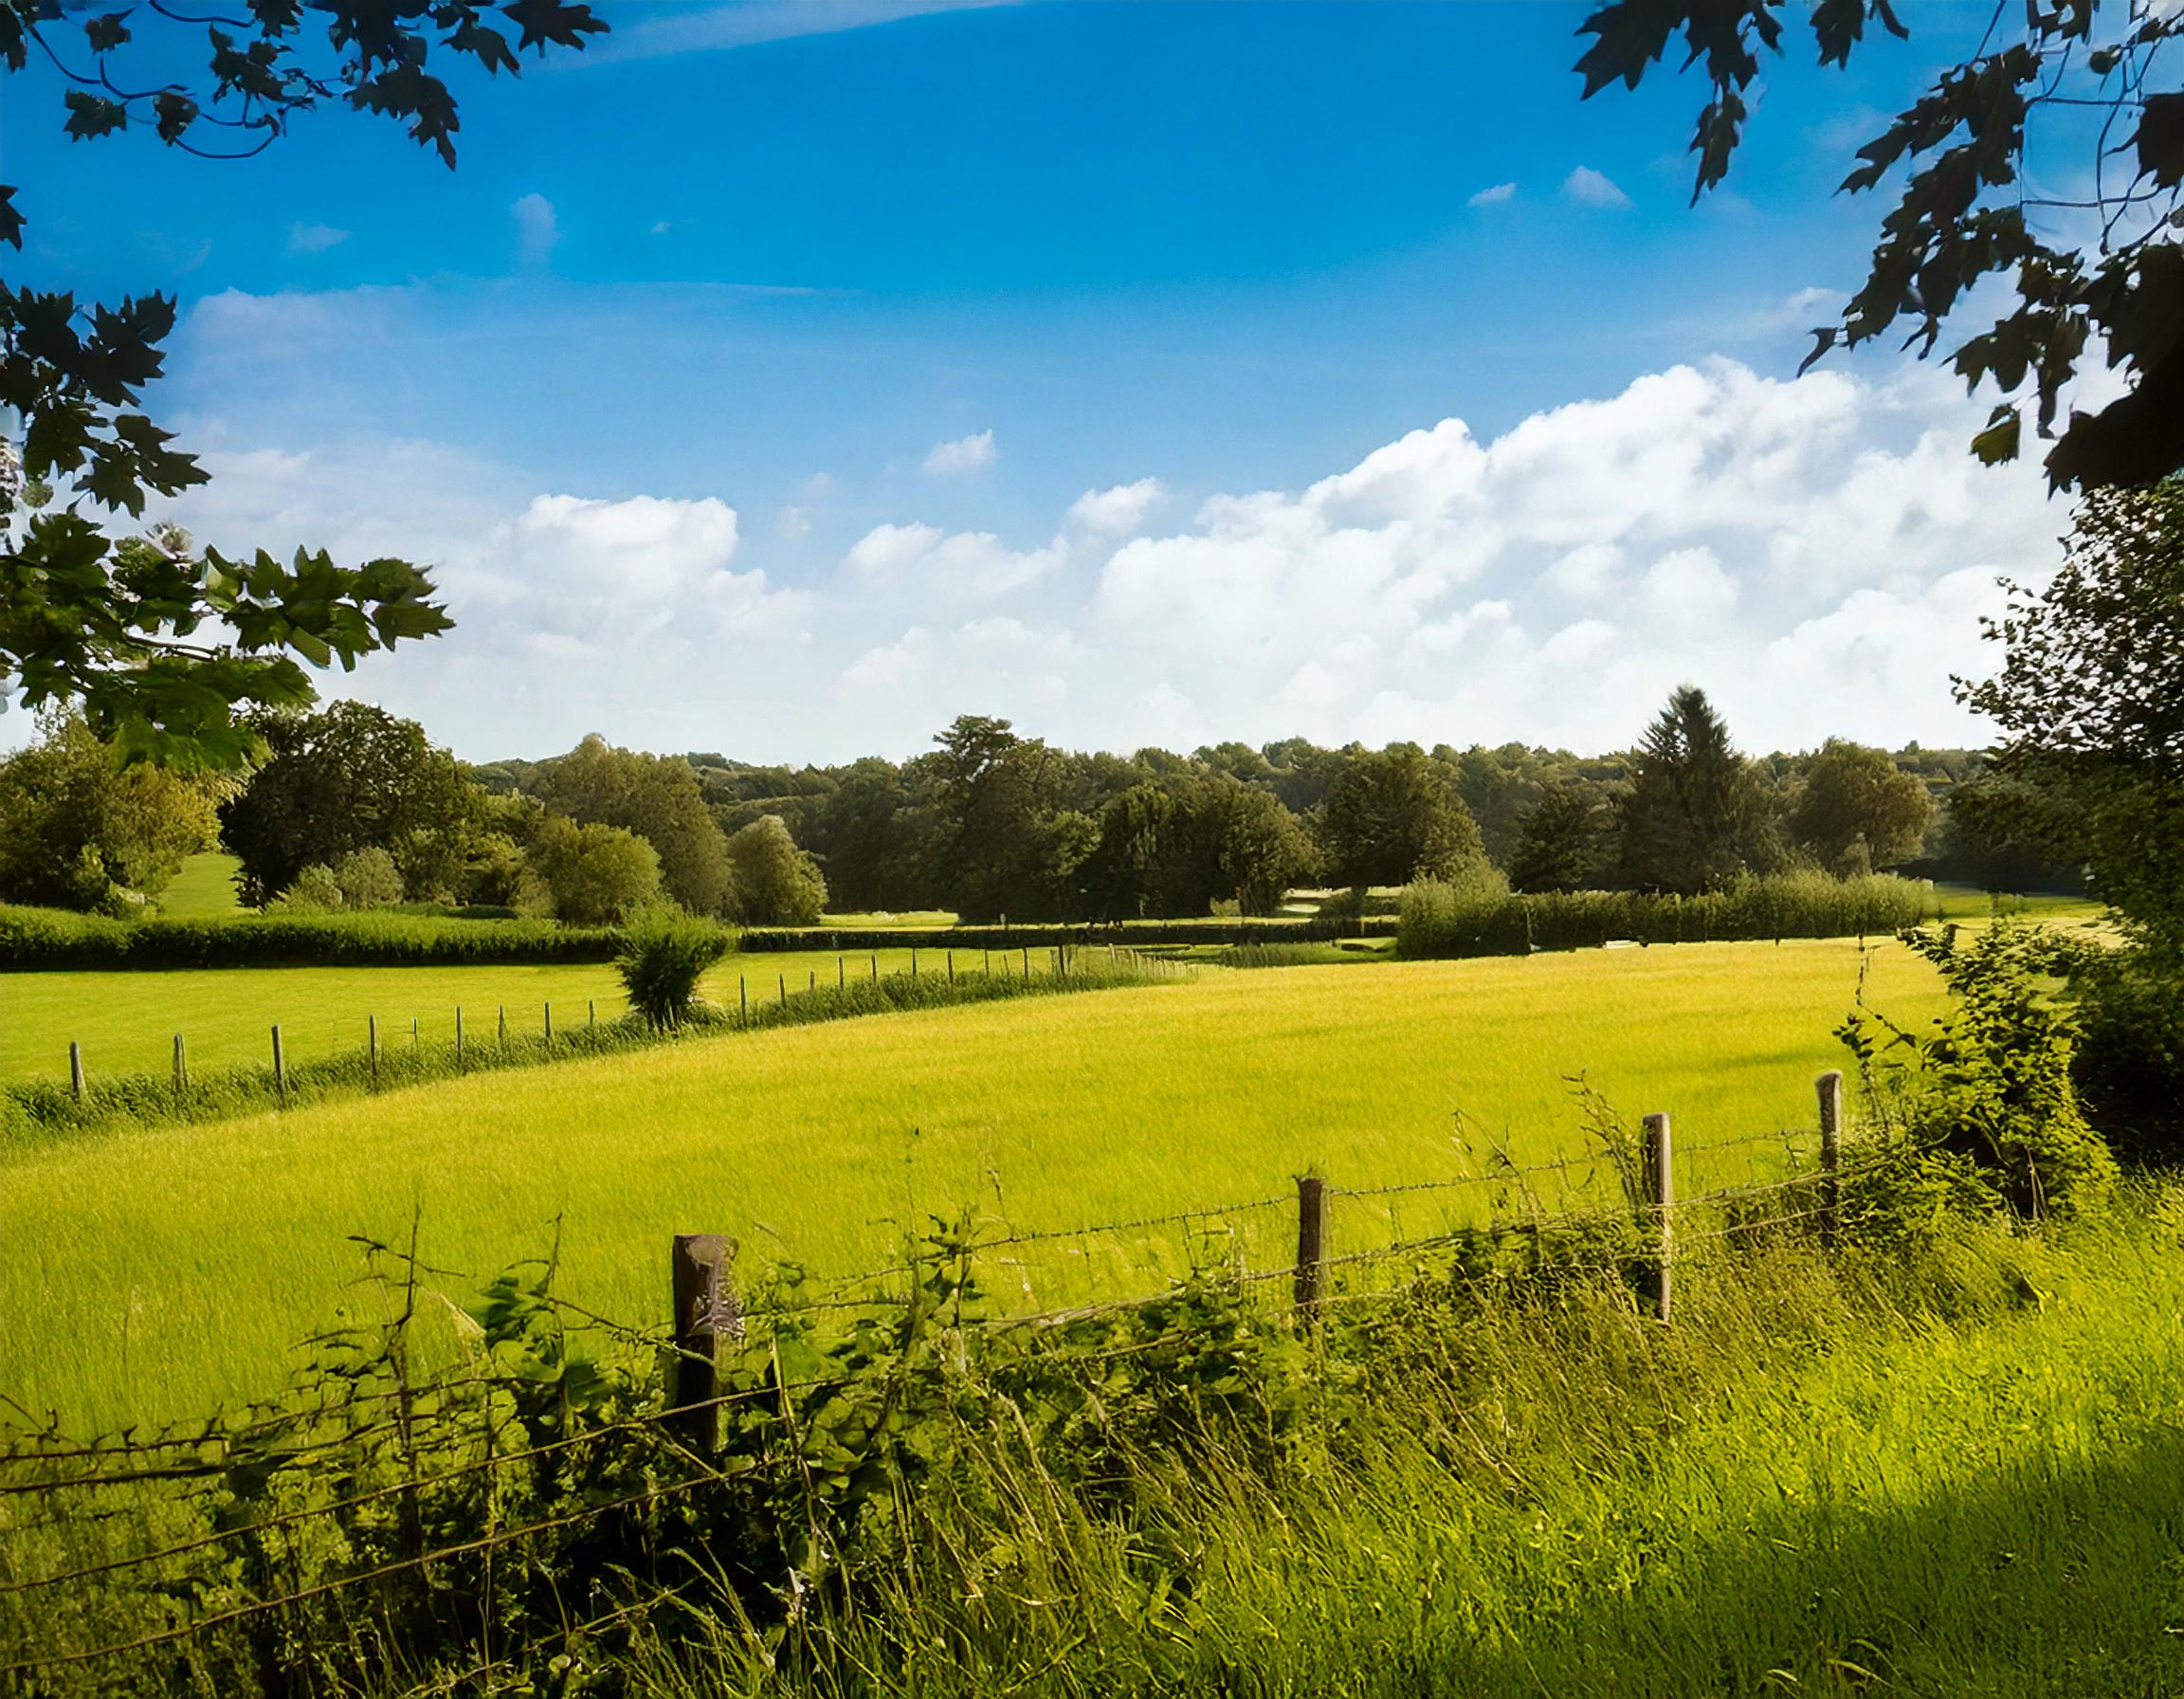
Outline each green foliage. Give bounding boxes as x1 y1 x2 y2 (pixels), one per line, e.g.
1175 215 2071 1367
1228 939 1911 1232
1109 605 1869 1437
1790 738 1936 870
0 708 219 909
1840 923 2117 1218
1575 1 2184 489
1619 685 1777 893
1956 481 2184 950
0 903 619 969
0 1 606 765
615 904 733 1031
1320 742 1489 888
725 813 828 926
221 702 477 904
2068 946 2184 1164
1506 784 1613 893
530 814 662 926
1400 870 1936 959
532 734 735 915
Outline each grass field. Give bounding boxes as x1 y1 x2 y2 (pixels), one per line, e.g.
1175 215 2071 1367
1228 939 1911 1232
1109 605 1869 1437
0 937 1950 1427
155 851 246 918
0 946 984 1085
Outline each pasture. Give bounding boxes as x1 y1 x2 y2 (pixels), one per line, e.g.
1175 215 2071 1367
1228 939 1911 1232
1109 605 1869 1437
0 946 967 1085
0 936 1949 1428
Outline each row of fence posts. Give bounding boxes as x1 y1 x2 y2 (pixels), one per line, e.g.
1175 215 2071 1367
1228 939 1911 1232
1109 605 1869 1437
64 998 607 1105
56 944 1119 1102
665 1070 1855 1450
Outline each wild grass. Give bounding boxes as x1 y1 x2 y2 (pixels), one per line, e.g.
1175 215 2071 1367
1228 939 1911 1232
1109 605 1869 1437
628 1197 2184 1699
0 938 1953 1429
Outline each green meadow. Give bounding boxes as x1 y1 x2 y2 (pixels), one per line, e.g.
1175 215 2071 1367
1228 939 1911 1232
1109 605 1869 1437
0 937 1949 1428
0 946 966 1085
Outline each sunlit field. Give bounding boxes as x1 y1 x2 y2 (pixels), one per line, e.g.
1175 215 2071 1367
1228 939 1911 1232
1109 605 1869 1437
153 851 246 918
0 946 969 1085
0 937 1950 1427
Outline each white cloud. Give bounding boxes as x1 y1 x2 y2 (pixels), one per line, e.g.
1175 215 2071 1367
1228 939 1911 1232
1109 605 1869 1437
140 352 2061 763
775 504 812 539
1467 182 1517 208
1065 477 1164 538
922 429 996 477
649 220 673 236
512 193 560 265
286 222 351 254
1563 166 1633 209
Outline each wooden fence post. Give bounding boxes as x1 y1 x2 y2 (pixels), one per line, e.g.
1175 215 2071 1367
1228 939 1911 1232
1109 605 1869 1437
947 949 955 987
544 1002 553 1044
173 1032 187 1102
368 1014 379 1088
497 1005 507 1050
587 999 596 1029
1641 1112 1672 1323
1817 1069 1844 1250
411 1016 420 1052
870 954 878 983
838 956 846 990
670 1233 740 1457
911 947 919 979
739 977 748 1026
272 1024 287 1105
778 973 787 1008
455 1006 464 1062
68 1041 84 1102
1294 1175 1327 1328
1022 946 1030 979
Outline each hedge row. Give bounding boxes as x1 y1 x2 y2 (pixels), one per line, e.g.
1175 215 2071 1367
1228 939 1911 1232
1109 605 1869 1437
740 916 1401 952
1397 872 1940 959
0 904 627 970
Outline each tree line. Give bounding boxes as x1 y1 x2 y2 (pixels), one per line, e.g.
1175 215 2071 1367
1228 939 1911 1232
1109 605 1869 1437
0 687 2071 929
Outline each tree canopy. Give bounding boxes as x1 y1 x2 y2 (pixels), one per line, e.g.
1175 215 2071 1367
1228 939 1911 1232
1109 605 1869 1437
1576 1 2184 490
0 0 607 765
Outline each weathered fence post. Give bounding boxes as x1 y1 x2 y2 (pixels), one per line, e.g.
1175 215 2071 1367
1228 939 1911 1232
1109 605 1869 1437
739 977 749 1026
455 1005 464 1062
911 947 919 979
838 955 846 990
544 1002 553 1044
1817 1069 1844 1250
670 1233 740 1457
947 949 956 987
369 1014 380 1088
68 1041 84 1102
1294 1175 1327 1329
778 973 787 1008
497 1005 507 1050
173 1032 187 1102
870 954 878 983
411 1015 420 1052
1641 1112 1672 1323
587 999 596 1029
1022 946 1030 978
271 1024 287 1105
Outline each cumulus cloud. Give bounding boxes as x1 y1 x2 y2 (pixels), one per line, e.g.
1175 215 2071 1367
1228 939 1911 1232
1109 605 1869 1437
1563 166 1632 209
512 193 560 265
1467 182 1517 208
140 352 2060 764
286 222 351 254
1065 478 1164 538
922 429 996 477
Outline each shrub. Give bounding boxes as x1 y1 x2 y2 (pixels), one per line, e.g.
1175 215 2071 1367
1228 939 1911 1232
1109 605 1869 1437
1397 871 1938 959
726 814 828 926
332 845 404 908
1840 922 2117 1217
2070 947 2184 1163
616 904 733 1030
275 864 345 912
0 903 620 968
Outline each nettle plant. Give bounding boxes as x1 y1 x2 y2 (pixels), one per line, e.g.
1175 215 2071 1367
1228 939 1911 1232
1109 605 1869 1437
1839 922 2117 1220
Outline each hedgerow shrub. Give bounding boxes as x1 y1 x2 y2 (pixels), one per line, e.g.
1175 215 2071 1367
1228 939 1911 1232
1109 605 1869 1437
1396 871 1938 959
616 904 734 1030
0 904 622 968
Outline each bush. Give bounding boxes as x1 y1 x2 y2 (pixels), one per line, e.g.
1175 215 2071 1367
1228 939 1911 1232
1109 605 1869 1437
273 864 345 913
332 845 404 908
616 904 734 1030
1397 871 1938 959
2071 947 2184 1163
532 816 662 925
0 904 620 968
725 814 828 926
1841 922 2117 1217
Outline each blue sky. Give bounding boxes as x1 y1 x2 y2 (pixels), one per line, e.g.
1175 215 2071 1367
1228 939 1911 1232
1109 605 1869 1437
7 1 2066 762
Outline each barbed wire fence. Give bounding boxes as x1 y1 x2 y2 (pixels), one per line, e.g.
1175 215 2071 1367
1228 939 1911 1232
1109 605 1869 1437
0 1071 1880 1692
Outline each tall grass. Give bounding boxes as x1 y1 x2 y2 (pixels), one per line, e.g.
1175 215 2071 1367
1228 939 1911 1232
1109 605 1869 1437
1398 870 1939 959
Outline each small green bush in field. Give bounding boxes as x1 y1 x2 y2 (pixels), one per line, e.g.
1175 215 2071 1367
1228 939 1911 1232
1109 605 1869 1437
616 904 733 1030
